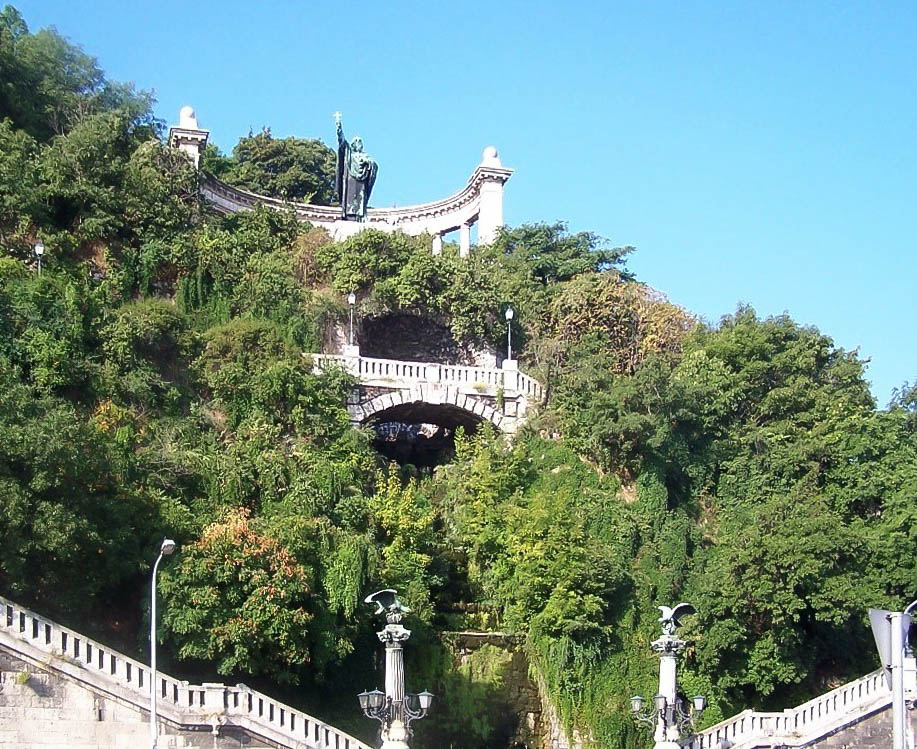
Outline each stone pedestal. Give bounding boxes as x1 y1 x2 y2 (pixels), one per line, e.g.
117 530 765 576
168 106 209 168
478 147 508 245
502 358 519 393
651 634 686 748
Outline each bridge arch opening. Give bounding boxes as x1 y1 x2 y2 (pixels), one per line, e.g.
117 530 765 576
364 401 488 469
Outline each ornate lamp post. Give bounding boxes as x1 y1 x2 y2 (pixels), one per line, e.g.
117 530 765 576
358 590 433 749
631 603 705 749
348 292 357 347
150 538 176 749
505 305 514 361
34 241 44 275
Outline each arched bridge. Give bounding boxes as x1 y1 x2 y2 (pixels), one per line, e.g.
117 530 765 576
312 354 544 434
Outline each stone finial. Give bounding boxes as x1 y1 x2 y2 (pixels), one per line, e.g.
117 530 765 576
179 105 199 129
481 146 502 168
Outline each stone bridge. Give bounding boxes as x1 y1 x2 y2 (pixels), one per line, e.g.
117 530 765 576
312 353 544 435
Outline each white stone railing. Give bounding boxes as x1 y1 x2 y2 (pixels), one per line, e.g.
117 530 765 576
517 370 544 399
0 595 372 749
687 668 891 748
313 353 544 403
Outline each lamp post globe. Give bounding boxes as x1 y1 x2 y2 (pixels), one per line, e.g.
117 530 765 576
34 241 44 275
505 306 514 361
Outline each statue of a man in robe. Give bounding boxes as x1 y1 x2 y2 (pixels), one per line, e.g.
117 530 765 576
334 112 378 220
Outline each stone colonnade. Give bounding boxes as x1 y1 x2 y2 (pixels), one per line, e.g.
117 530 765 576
168 107 512 255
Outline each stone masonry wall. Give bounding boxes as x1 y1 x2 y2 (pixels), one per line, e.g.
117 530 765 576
806 702 917 749
0 646 275 749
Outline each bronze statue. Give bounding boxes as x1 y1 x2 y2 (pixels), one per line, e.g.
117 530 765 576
334 112 378 220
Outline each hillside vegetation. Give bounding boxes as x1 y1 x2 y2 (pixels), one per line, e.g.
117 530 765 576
1 7 915 748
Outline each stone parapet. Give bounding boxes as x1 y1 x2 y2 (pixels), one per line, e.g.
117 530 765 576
687 664 917 748
0 595 371 749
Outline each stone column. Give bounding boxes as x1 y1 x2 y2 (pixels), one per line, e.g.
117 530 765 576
379 621 412 749
651 634 685 749
168 106 210 168
459 223 471 258
431 234 443 256
477 147 510 245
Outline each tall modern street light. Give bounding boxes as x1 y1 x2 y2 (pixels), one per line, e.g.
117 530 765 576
631 603 705 749
505 305 514 361
150 538 176 749
358 590 433 749
348 291 357 347
34 241 44 275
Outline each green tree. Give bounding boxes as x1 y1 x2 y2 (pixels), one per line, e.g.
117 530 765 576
0 358 159 616
221 128 336 203
160 508 315 683
0 6 155 141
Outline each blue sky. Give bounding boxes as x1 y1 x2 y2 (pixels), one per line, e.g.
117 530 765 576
13 1 916 404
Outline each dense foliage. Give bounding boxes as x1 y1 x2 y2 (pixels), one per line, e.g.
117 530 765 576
202 128 337 204
1 8 914 749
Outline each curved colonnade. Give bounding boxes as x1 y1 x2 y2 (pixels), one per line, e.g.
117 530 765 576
169 107 512 255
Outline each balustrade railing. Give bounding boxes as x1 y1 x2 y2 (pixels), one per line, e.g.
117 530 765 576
312 353 544 402
0 595 371 749
687 669 889 748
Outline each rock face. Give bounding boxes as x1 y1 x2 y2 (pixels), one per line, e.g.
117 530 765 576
532 669 587 749
357 313 497 367
438 632 586 749
443 632 543 749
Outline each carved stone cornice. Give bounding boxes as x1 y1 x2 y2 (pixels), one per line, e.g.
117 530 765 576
378 624 412 645
651 634 686 656
168 126 209 147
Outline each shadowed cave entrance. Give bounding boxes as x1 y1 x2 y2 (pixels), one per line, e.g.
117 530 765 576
359 313 471 364
366 402 485 469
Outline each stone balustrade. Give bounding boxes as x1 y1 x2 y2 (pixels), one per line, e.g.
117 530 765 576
312 353 544 434
314 353 543 400
687 668 895 748
0 595 371 749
